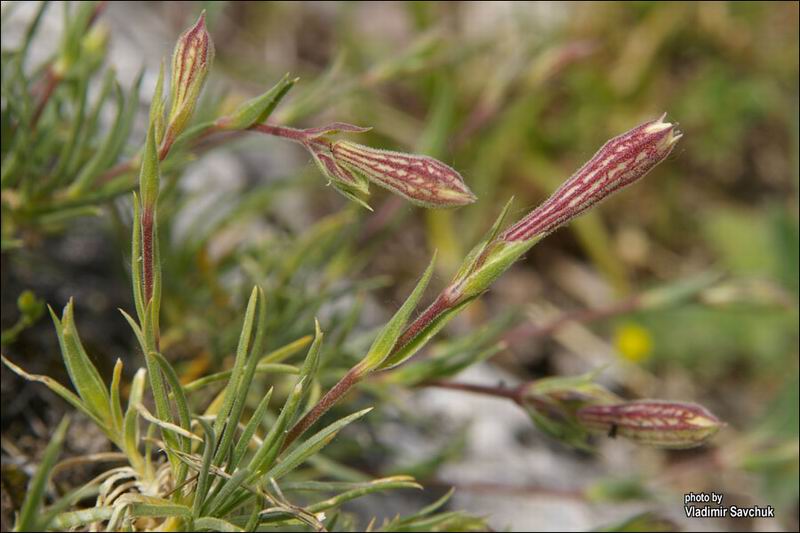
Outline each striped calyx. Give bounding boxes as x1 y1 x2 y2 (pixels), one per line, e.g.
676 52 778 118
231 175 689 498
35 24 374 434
306 140 371 209
331 141 476 208
166 12 214 146
577 400 723 449
501 114 681 242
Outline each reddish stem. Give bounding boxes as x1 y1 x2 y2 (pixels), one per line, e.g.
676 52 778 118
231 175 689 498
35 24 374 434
281 291 457 449
423 380 523 403
393 293 451 351
141 207 154 304
281 366 363 452
31 68 61 131
250 123 311 143
30 2 107 132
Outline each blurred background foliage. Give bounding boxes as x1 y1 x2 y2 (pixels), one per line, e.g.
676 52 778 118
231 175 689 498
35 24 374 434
1 1 797 531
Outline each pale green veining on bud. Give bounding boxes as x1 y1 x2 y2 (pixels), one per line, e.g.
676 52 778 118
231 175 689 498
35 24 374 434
164 12 214 155
332 141 477 209
501 114 682 242
577 400 723 449
405 115 684 353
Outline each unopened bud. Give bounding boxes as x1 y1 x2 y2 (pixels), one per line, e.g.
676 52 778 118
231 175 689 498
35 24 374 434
519 372 620 449
577 400 723 449
331 141 477 208
165 12 214 152
501 115 681 242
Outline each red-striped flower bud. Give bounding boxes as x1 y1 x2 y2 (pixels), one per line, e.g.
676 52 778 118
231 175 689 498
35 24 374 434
577 400 723 449
164 12 214 154
251 122 476 209
331 141 477 208
501 114 681 242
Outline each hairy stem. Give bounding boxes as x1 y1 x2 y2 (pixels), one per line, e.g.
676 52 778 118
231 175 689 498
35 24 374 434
249 123 311 143
281 366 362 452
141 208 154 305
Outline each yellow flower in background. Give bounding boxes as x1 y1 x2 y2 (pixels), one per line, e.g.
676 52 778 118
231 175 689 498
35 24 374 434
614 321 653 363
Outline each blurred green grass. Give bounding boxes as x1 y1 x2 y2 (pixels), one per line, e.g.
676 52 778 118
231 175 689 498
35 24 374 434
2 1 797 530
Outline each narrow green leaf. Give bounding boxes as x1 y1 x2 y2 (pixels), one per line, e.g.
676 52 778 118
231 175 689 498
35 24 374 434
151 352 192 451
193 419 217 519
231 388 273 468
247 378 305 477
142 306 179 470
220 73 298 130
194 517 244 532
205 467 251 516
66 68 115 178
48 74 88 189
149 60 166 147
109 358 124 435
151 351 192 486
51 301 111 424
214 287 263 464
245 500 263 532
67 80 125 196
452 196 515 284
183 364 297 393
258 335 313 365
359 253 437 372
305 476 422 513
16 417 70 532
265 407 372 481
135 403 202 443
297 319 324 408
123 368 147 474
20 2 50 69
130 500 192 519
51 507 114 530
119 307 146 353
1 356 105 429
378 296 477 370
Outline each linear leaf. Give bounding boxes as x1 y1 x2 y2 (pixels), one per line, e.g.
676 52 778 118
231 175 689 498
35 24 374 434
123 368 147 473
194 516 244 532
231 388 273 468
183 364 297 393
16 417 70 531
1 355 105 429
359 253 437 372
50 301 111 424
265 408 372 481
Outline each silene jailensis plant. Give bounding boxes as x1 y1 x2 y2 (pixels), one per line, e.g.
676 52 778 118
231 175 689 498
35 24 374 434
1 5 724 532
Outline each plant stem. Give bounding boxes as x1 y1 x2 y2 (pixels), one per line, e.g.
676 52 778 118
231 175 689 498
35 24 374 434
281 292 455 450
249 123 311 143
423 379 560 415
281 366 362 452
393 293 451 351
141 207 154 305
30 67 61 131
423 380 523 402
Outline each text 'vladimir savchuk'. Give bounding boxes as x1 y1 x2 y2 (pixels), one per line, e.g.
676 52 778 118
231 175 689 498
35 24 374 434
684 492 775 518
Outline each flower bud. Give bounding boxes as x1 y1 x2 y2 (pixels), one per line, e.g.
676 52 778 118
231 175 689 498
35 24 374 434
307 140 371 210
331 141 477 208
519 372 621 449
501 114 681 242
165 12 214 152
577 400 723 449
